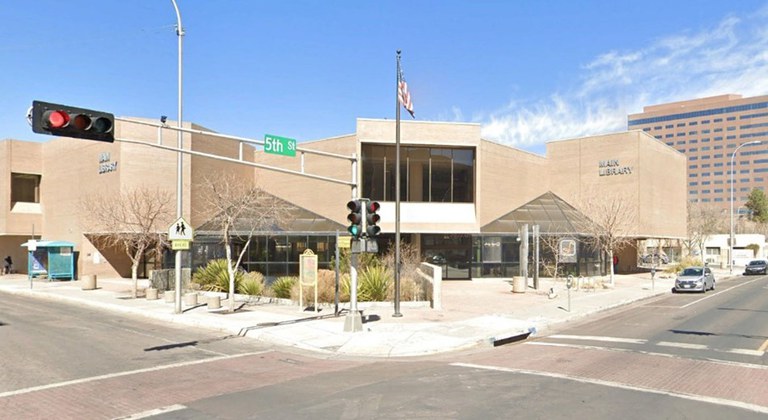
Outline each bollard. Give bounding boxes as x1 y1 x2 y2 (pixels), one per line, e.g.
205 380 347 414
82 274 97 291
145 287 159 300
512 276 526 293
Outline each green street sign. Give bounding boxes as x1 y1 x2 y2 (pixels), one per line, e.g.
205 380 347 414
264 134 296 157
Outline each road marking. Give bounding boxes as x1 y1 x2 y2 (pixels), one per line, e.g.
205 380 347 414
546 335 765 357
680 277 764 309
548 334 647 344
114 404 187 419
0 351 271 399
657 341 708 350
451 362 768 414
725 348 765 357
528 342 768 370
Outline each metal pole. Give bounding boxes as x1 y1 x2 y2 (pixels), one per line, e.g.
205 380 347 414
533 224 539 290
334 230 340 315
170 0 184 314
730 140 761 276
393 51 402 318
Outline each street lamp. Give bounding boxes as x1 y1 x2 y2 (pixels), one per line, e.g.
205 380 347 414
729 140 761 275
170 0 185 314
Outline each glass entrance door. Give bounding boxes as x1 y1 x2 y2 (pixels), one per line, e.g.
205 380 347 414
422 234 472 280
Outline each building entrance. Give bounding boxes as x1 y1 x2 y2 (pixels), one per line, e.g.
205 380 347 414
422 234 472 280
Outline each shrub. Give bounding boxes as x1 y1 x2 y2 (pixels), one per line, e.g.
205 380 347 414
315 269 352 304
192 259 243 292
239 271 265 296
358 264 392 302
397 275 426 301
666 255 703 274
271 276 297 299
332 248 380 274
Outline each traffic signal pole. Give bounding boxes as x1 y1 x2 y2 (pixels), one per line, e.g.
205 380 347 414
344 157 363 332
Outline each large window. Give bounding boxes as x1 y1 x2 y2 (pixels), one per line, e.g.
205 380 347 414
11 173 41 204
362 144 474 202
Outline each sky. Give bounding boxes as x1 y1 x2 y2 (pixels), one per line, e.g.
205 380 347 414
4 1 768 154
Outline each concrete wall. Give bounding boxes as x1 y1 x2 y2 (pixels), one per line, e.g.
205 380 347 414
547 131 687 239
253 134 357 224
478 141 549 226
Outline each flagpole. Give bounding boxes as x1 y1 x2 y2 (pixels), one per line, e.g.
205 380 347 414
393 50 403 317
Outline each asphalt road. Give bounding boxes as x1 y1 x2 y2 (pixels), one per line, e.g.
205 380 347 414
534 273 768 365
0 293 275 392
2 276 767 419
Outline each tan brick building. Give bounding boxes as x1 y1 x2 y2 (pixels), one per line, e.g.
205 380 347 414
0 117 686 280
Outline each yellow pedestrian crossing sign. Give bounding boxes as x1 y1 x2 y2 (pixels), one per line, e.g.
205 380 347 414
168 217 193 241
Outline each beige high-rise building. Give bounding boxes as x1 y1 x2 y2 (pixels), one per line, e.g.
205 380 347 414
628 94 768 212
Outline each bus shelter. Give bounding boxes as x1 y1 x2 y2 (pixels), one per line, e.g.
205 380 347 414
21 240 75 280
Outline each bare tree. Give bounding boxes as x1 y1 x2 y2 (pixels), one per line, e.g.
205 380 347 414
539 233 570 280
577 191 638 287
684 202 723 260
200 173 290 312
81 186 174 298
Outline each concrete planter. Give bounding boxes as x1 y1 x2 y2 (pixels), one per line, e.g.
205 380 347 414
184 292 198 306
164 292 175 303
82 274 97 291
206 295 221 310
145 287 159 300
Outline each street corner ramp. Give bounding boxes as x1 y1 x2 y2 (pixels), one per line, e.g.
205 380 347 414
459 316 535 348
491 330 532 347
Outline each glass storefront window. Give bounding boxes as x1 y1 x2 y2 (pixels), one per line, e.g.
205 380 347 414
362 144 475 203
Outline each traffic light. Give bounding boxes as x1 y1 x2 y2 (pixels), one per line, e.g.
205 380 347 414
346 199 364 239
31 100 114 142
365 201 381 237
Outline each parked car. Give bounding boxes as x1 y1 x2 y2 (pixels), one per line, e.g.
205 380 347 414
743 259 768 275
642 253 669 264
673 266 715 293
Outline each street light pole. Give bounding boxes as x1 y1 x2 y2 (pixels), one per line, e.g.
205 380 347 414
170 0 184 314
730 140 761 275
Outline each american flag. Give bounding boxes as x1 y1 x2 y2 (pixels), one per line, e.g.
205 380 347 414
398 67 414 118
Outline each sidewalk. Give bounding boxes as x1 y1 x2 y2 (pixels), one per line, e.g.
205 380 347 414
0 268 734 358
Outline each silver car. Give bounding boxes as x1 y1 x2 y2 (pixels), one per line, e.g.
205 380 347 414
673 266 715 293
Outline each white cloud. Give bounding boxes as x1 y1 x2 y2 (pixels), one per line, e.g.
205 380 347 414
480 9 768 150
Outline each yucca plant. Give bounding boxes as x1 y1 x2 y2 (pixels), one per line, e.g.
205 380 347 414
192 259 243 292
358 264 392 302
239 271 265 296
271 276 297 299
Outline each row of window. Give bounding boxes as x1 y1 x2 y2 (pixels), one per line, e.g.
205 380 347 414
361 144 475 203
628 101 768 126
647 121 768 134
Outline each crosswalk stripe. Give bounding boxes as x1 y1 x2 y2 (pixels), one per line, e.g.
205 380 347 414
451 362 768 414
549 334 647 344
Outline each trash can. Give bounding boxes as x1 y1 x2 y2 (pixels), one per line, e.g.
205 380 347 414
512 276 526 293
82 274 97 290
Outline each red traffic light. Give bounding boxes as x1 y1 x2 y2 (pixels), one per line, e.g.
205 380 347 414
31 101 115 142
43 110 70 129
